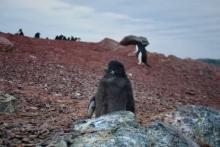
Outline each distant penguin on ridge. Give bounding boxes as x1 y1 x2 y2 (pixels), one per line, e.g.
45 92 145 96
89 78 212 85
135 42 150 66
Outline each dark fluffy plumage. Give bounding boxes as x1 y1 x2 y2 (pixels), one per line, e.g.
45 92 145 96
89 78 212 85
87 60 135 118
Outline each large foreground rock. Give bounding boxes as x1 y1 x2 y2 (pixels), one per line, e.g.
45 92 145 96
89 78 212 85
71 111 198 147
159 105 220 147
40 106 220 147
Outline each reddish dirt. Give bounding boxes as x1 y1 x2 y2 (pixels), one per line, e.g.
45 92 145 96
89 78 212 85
0 32 220 146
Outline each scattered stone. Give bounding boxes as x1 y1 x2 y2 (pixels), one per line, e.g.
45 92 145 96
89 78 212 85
128 73 133 77
73 92 83 99
29 55 37 60
74 92 81 97
0 91 18 113
29 106 38 110
22 137 30 143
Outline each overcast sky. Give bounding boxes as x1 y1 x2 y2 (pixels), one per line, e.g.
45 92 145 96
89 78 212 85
0 0 220 59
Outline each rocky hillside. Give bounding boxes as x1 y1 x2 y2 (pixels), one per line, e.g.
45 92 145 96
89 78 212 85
0 32 220 146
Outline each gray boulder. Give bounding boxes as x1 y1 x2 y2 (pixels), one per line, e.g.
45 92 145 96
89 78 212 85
72 111 198 147
0 91 18 113
41 106 220 147
159 105 220 147
72 111 149 147
146 121 198 147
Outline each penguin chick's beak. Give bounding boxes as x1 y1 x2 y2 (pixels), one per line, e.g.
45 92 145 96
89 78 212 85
104 68 115 75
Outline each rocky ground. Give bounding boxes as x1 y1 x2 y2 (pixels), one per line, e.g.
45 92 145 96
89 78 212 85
0 32 220 146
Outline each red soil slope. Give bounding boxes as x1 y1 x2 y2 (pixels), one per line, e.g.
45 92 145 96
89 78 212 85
0 32 220 145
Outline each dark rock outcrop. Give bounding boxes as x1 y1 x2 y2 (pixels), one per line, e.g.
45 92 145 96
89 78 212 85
120 35 149 46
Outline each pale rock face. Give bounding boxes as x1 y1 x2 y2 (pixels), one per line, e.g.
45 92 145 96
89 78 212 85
0 36 14 52
0 36 13 46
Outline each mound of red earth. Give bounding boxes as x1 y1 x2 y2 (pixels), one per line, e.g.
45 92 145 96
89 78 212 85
0 32 220 146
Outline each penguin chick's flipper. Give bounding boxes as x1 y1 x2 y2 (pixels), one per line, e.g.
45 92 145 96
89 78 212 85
87 96 96 118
